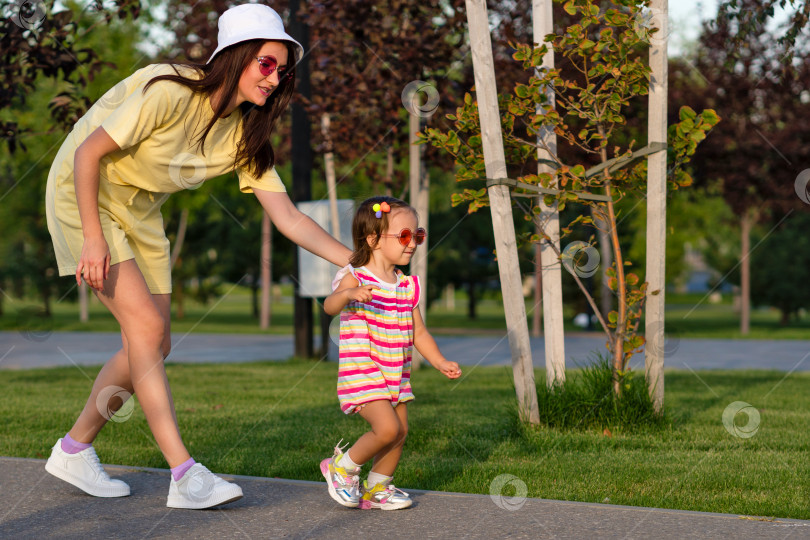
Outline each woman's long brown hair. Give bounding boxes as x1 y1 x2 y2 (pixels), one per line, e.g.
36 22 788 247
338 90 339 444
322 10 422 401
144 39 296 178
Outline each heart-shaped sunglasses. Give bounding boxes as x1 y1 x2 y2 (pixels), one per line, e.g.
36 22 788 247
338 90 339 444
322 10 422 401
380 228 426 246
255 56 292 82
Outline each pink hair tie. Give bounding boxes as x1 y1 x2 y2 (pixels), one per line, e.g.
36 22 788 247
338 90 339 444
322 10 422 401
373 202 391 218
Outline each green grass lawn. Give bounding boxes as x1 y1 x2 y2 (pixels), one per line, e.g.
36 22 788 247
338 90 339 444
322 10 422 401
4 285 810 339
2 360 808 519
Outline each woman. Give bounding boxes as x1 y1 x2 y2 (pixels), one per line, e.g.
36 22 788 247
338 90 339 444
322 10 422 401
43 4 351 510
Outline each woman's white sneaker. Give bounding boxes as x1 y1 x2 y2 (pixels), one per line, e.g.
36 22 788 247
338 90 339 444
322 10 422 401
44 439 130 497
166 463 243 509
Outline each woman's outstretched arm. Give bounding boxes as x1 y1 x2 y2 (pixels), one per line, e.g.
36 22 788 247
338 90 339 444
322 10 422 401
253 189 352 267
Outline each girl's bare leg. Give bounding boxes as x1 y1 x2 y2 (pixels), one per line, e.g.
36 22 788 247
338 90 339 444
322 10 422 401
368 403 408 477
348 401 405 473
65 260 188 467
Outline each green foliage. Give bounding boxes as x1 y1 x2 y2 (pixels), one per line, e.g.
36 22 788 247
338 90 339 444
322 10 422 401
626 186 739 289
0 5 147 314
528 354 668 431
421 0 720 378
751 212 810 324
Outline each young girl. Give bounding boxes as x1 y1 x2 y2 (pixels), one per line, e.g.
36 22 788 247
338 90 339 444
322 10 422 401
320 196 462 510
43 4 351 509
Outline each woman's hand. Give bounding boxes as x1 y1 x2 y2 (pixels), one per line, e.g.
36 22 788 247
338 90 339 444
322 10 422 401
437 360 462 379
76 235 110 291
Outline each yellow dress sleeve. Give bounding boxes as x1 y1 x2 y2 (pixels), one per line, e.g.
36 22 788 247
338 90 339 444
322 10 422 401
100 76 180 151
237 166 286 194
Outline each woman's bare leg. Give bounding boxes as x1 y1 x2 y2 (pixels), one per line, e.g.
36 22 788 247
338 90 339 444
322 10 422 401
65 260 188 467
68 293 178 443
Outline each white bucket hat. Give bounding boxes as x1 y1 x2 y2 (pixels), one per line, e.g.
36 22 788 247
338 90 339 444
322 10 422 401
207 4 304 65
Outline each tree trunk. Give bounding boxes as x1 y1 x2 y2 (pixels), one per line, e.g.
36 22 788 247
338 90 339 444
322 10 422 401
322 115 340 240
175 277 185 320
468 281 477 319
409 112 429 370
251 281 259 319
593 207 614 320
170 208 189 270
79 281 88 322
445 283 455 310
645 0 668 414
603 191 626 397
42 282 51 318
534 0 565 386
532 237 542 337
260 211 272 329
466 0 540 424
385 146 394 197
289 0 314 358
740 210 753 335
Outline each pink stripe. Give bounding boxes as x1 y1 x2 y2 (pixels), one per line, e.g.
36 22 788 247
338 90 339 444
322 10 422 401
365 321 413 331
338 368 381 377
337 384 395 395
342 355 407 365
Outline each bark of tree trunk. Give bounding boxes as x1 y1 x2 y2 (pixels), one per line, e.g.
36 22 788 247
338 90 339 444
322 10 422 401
289 0 314 358
176 278 185 320
170 208 188 270
468 281 477 319
79 281 88 322
532 238 542 337
409 112 428 370
260 211 272 329
593 208 614 320
466 0 540 424
740 210 753 335
645 0 668 414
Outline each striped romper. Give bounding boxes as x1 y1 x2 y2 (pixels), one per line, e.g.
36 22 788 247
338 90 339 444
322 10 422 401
333 265 421 414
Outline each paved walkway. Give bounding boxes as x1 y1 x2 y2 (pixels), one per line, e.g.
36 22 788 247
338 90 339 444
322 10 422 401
1 457 807 539
3 331 810 371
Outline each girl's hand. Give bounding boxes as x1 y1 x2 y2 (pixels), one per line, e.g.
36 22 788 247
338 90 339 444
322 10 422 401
76 235 110 291
438 360 462 379
346 284 377 303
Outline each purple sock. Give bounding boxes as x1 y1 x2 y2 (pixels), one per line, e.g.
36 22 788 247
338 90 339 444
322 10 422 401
61 433 92 454
171 458 196 481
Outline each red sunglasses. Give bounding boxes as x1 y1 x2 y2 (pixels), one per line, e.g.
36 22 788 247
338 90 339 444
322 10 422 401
381 227 426 246
255 56 292 81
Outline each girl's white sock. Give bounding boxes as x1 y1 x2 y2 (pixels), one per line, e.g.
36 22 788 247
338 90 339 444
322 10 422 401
367 471 393 488
338 449 361 471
